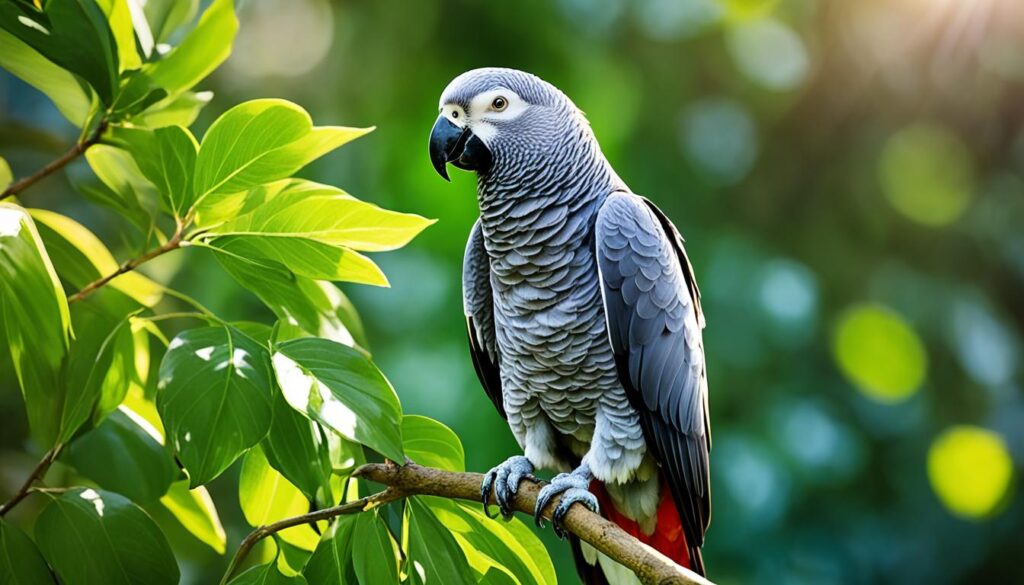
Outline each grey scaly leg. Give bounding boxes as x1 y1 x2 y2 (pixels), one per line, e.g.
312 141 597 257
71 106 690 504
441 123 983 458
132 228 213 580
534 463 599 538
481 455 535 520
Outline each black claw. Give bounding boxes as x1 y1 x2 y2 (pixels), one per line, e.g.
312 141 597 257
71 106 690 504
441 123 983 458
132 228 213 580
481 470 497 519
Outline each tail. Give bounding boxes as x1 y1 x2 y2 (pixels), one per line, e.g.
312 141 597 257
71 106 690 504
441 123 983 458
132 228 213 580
570 479 703 585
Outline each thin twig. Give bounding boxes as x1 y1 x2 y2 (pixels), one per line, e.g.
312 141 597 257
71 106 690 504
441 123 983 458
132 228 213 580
67 228 186 305
219 488 404 585
0 443 63 516
0 120 108 202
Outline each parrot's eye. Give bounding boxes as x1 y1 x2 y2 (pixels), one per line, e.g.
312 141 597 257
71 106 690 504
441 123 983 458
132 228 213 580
451 110 459 119
491 97 508 111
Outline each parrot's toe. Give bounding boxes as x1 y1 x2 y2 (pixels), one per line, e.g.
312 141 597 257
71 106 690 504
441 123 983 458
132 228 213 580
551 488 599 539
481 455 534 520
534 465 593 531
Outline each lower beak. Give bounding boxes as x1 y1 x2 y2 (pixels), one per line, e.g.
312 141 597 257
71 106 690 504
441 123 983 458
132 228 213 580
429 116 492 181
429 116 469 181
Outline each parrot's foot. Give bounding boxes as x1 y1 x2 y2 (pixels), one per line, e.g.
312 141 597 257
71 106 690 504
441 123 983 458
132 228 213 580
481 455 535 520
534 464 598 539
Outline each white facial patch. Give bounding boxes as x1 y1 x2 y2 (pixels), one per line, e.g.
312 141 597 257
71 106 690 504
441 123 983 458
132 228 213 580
438 88 530 145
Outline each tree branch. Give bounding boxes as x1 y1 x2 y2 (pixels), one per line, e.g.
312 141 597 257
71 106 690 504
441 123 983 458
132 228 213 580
0 443 63 516
219 487 405 585
356 462 714 585
67 228 185 304
0 120 108 202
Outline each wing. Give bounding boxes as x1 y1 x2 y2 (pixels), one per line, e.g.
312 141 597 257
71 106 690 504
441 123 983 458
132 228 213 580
595 192 711 553
463 220 505 419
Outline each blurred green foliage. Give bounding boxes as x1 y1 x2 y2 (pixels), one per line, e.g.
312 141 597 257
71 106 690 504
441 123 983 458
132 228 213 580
2 0 1023 583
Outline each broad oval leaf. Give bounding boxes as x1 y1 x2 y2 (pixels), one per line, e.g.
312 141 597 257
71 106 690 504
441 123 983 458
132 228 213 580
0 156 11 191
402 415 465 472
97 0 141 71
159 480 226 554
238 446 320 551
65 407 177 504
424 497 557 585
112 126 199 216
229 563 308 585
406 497 476 585
272 338 404 461
35 488 179 585
134 90 212 129
263 390 333 506
302 514 358 584
0 518 54 585
0 28 91 125
157 326 274 486
144 0 235 99
143 0 198 44
211 180 434 252
194 99 370 201
353 512 399 585
0 203 70 446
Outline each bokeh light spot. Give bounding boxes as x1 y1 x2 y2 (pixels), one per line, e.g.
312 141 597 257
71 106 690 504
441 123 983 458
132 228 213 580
879 124 974 226
225 0 334 80
832 304 927 403
633 0 722 41
727 18 809 90
928 426 1013 519
680 98 758 185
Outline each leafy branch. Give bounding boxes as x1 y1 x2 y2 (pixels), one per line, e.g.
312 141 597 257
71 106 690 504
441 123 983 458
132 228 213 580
0 120 108 202
221 461 714 585
0 444 63 516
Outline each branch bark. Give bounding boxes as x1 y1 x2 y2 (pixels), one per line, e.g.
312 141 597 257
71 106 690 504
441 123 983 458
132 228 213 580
0 444 63 516
67 228 185 304
0 120 108 202
354 462 714 585
219 487 405 585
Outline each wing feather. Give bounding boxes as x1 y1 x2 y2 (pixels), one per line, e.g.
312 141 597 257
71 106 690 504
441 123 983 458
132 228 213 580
595 192 711 558
463 220 505 419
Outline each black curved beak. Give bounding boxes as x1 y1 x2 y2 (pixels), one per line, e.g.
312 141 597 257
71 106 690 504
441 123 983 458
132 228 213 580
429 116 493 181
429 116 468 182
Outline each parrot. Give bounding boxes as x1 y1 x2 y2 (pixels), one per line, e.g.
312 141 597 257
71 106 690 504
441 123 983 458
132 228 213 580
429 68 711 584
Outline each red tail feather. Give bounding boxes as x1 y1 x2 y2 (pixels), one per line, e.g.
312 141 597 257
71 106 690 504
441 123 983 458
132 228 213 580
590 480 691 570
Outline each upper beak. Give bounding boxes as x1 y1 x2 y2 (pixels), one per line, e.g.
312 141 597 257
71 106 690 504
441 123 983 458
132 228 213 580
429 116 470 182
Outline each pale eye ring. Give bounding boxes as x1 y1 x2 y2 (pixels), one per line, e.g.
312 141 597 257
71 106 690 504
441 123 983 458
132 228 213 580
491 96 508 111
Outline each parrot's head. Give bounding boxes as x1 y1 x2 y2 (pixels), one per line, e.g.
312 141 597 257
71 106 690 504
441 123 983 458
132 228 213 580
429 67 590 182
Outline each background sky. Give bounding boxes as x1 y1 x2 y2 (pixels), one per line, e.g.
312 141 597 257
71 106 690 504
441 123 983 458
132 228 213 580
2 0 1023 583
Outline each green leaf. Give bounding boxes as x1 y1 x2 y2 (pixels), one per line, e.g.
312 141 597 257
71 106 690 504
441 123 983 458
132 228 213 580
113 126 199 216
0 518 55 585
272 338 404 461
160 481 226 554
0 0 119 105
194 178 293 228
157 325 274 486
424 497 556 585
263 390 333 506
83 144 158 230
65 407 177 504
144 0 235 98
0 156 11 191
143 0 198 44
212 234 387 286
302 514 358 584
133 90 212 129
405 498 476 585
402 415 465 472
0 203 71 447
213 181 433 252
229 563 308 585
353 512 400 585
239 446 320 551
213 249 369 346
194 100 371 202
0 28 91 125
97 0 141 70
35 488 179 585
30 209 163 307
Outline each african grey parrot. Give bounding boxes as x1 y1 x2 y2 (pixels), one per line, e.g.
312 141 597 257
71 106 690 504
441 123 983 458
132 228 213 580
429 68 711 583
